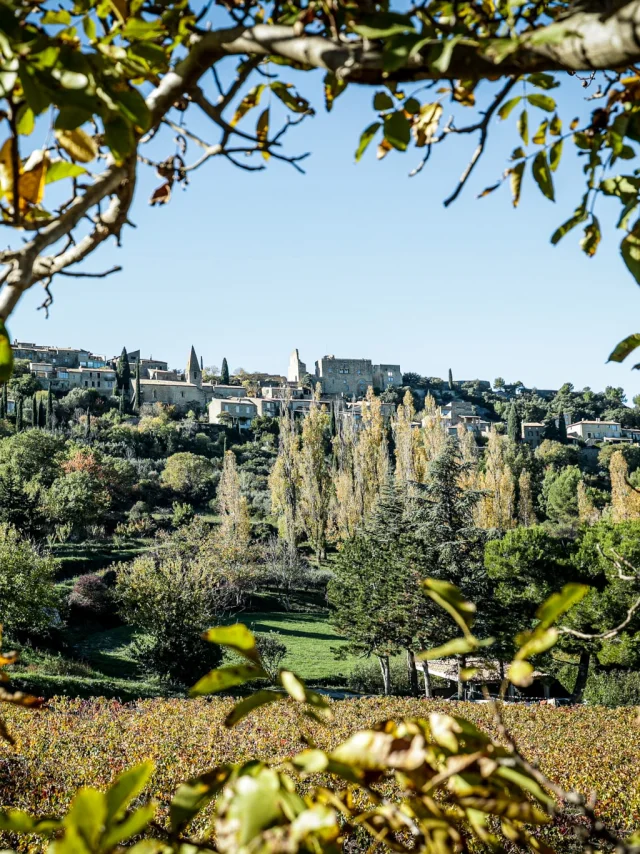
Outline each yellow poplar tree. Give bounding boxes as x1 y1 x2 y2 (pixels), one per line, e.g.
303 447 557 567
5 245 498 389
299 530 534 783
354 387 389 522
456 422 479 492
330 417 361 543
218 450 252 555
299 387 332 561
416 393 447 482
517 469 537 527
610 450 640 522
476 429 517 530
577 480 600 525
269 395 301 547
393 390 416 492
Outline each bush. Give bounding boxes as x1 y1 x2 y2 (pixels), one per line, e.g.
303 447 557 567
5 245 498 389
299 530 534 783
172 501 195 527
347 657 413 695
584 670 640 707
255 632 287 682
68 574 113 622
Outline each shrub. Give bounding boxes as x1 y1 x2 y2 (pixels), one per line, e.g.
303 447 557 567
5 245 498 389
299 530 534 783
255 632 287 682
584 670 640 707
347 657 413 695
68 574 112 621
172 501 195 527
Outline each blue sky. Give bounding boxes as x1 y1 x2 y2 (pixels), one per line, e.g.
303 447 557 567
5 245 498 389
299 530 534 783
10 66 640 398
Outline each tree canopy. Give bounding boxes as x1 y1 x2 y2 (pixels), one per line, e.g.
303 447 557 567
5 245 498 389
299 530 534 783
3 2 640 364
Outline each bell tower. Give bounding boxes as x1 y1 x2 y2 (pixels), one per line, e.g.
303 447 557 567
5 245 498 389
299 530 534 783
186 346 202 387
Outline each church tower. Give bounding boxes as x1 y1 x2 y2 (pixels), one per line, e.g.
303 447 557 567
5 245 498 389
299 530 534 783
186 346 202 387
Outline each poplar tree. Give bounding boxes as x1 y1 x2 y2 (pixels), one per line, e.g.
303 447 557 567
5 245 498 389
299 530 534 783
393 390 416 492
354 387 389 521
221 358 230 385
46 389 54 429
517 469 537 527
298 388 332 561
15 396 23 432
476 429 517 530
218 450 251 554
417 393 447 481
610 451 640 522
269 396 301 547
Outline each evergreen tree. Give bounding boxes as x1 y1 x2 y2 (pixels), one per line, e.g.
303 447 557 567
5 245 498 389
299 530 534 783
328 482 410 695
448 368 454 391
557 412 568 444
507 403 521 443
85 407 91 438
221 357 229 385
38 399 45 428
298 391 332 561
15 396 23 432
31 396 37 428
116 347 131 396
543 417 560 442
119 391 126 416
0 384 5 420
133 359 142 413
46 389 54 429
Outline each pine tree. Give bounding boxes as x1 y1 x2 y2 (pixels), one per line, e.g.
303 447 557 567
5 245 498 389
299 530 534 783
221 358 230 385
507 404 520 443
15 396 23 432
116 347 131 398
448 368 454 391
31 396 37 428
46 389 54 429
218 450 252 554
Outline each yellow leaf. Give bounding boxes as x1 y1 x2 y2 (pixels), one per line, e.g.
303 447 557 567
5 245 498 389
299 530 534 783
18 152 48 206
412 103 442 147
508 660 534 687
54 128 98 163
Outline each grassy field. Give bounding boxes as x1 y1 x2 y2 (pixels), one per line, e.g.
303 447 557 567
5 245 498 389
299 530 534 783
12 610 362 699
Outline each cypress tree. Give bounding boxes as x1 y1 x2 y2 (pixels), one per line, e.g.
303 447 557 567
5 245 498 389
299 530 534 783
15 396 23 432
134 358 141 413
557 413 568 444
46 389 54 429
38 399 45 428
221 357 229 385
448 368 454 390
116 347 131 397
119 390 126 416
507 403 521 443
31 395 37 428
543 417 560 443
0 384 5 420
85 407 91 438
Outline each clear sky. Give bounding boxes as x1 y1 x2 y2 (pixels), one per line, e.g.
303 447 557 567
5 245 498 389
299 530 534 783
10 66 640 398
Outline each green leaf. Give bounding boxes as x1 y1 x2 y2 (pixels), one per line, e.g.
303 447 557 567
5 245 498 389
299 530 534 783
83 16 97 41
497 96 521 121
225 690 281 727
549 113 562 136
418 636 488 661
403 97 421 115
432 34 462 73
527 93 556 112
323 72 346 112
350 12 416 38
532 119 547 145
508 660 534 687
549 138 563 172
16 105 35 136
550 206 588 245
580 215 601 257
383 110 411 151
515 628 558 660
423 579 476 634
42 9 72 24
203 624 261 663
526 73 559 90
495 766 554 807
190 663 266 697
382 33 418 73
104 116 135 163
45 160 87 184
517 109 529 145
101 802 156 850
230 84 265 127
531 150 554 201
51 69 90 90
510 162 525 208
105 762 154 823
0 56 18 99
63 788 107 851
19 68 51 115
355 121 381 162
622 228 640 284
123 18 165 39
608 332 640 363
116 89 151 131
270 81 310 114
373 91 394 112
0 809 37 833
170 767 231 833
279 670 331 716
618 200 639 231
54 107 94 131
600 175 640 202
536 584 589 628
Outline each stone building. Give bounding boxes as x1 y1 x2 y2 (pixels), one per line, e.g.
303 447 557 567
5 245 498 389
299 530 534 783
29 363 117 393
313 354 402 398
287 349 307 383
137 346 227 410
208 397 258 430
14 341 106 368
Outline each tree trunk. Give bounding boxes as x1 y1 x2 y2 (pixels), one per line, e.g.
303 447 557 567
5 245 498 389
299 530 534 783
457 655 466 701
423 660 433 699
406 649 419 697
378 655 391 696
572 650 591 703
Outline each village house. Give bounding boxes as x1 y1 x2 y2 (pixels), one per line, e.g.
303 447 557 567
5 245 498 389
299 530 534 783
521 422 546 448
567 419 623 445
28 363 117 393
208 397 258 430
288 349 402 398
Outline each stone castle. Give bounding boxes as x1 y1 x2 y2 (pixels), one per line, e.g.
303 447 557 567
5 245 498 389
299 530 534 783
288 349 402 397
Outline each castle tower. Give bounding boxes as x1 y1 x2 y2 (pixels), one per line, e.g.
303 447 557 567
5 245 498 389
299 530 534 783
288 348 307 383
186 346 202 387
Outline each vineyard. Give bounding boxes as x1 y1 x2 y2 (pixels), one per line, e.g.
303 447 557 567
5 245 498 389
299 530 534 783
1 697 639 849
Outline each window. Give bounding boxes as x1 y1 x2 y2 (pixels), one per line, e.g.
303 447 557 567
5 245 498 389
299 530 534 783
84 381 88 387
97 382 101 388
181 392 184 398
91 381 95 388
588 432 592 438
